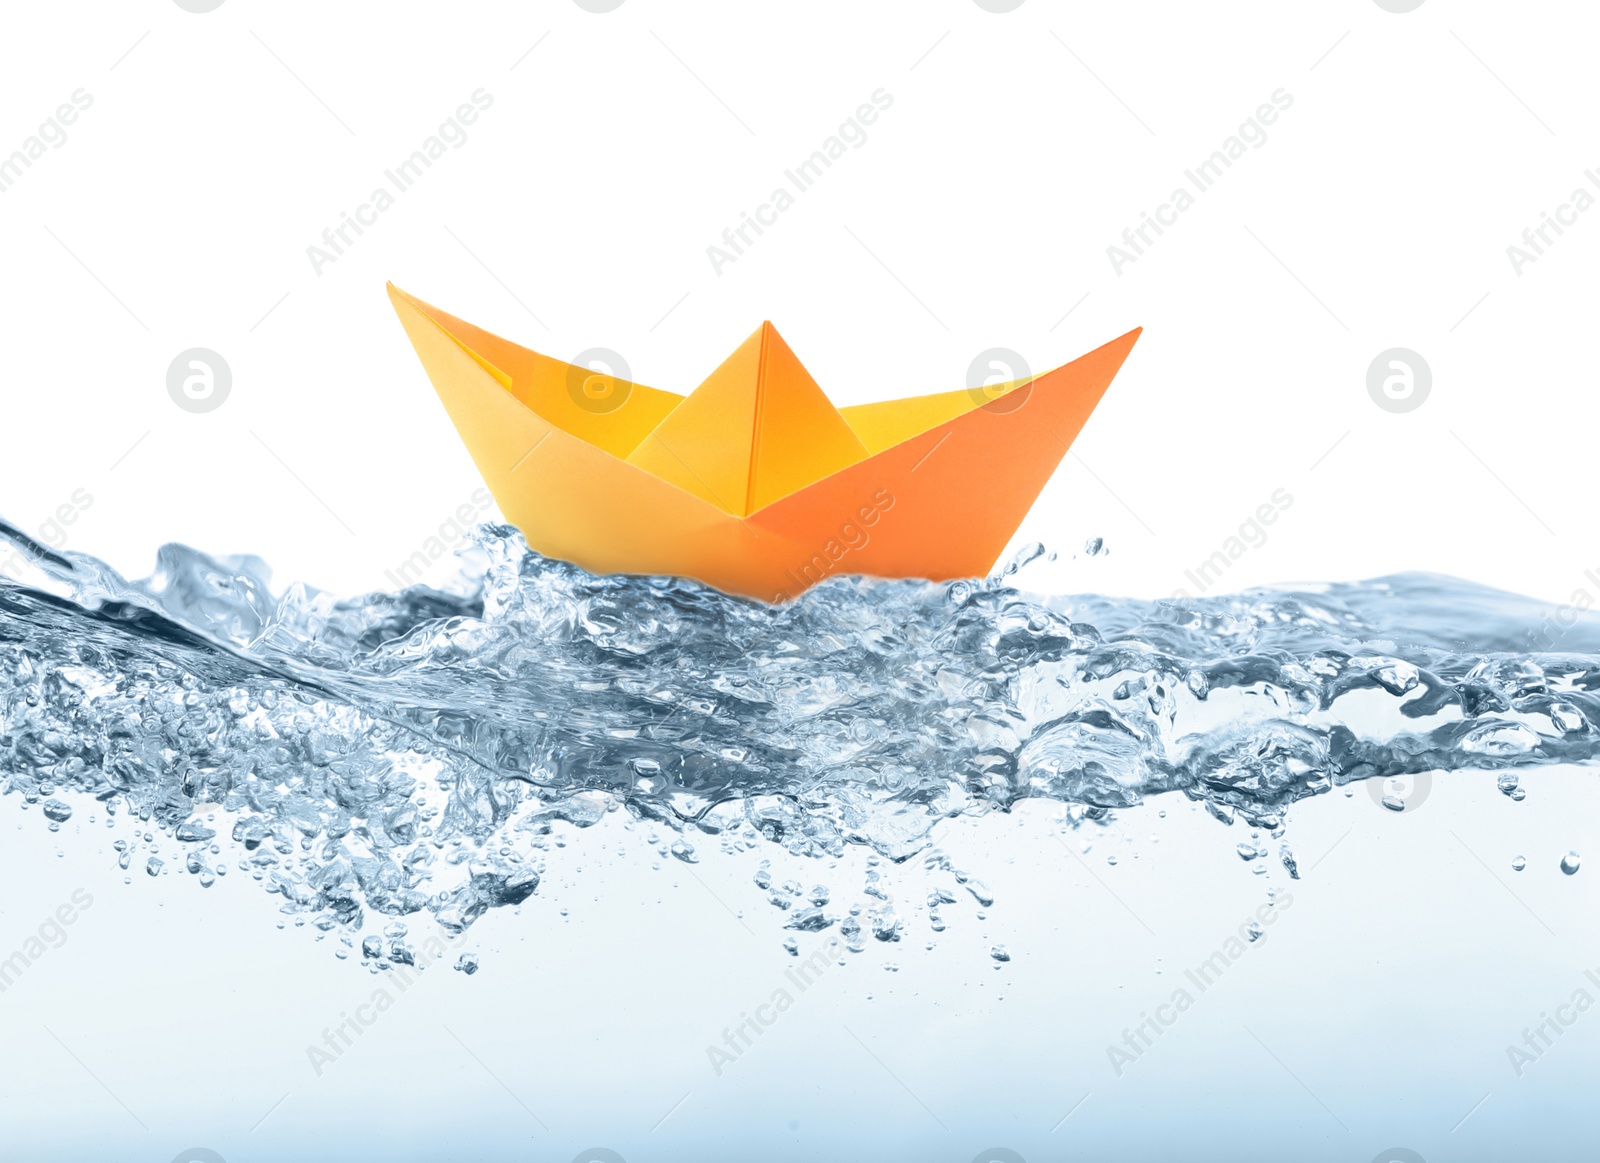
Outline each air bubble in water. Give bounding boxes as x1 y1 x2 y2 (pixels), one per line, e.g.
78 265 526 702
1550 702 1586 733
12 520 1600 972
1511 855 1526 871
1373 661 1420 695
1561 851 1581 875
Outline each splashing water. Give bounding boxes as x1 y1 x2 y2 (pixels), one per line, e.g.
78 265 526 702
2 518 1598 960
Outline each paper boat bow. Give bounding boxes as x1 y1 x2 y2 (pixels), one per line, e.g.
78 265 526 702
388 284 1140 602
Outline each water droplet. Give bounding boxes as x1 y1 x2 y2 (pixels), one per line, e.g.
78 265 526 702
145 856 163 876
454 953 479 975
997 541 1046 578
669 839 697 863
1511 855 1526 871
42 799 71 824
1561 851 1581 875
784 906 831 932
868 906 902 943
1084 537 1106 557
990 944 1011 962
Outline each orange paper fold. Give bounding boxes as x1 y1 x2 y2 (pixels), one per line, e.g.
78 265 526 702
388 283 1140 602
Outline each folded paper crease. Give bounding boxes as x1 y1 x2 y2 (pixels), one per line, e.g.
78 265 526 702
387 282 1140 601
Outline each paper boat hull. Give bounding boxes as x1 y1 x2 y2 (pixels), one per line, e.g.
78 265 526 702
388 284 1140 602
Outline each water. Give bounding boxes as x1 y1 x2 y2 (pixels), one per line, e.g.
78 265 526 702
2 517 1597 966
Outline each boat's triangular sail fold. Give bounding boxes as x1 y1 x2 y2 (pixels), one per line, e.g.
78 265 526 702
624 322 869 516
388 281 1143 600
385 284 684 460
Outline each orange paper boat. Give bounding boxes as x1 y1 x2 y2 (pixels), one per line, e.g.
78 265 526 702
387 283 1140 602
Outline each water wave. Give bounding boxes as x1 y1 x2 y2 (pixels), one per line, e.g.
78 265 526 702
2 518 1595 960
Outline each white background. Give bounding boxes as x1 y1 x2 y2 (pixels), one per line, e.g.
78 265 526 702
2 0 1596 606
